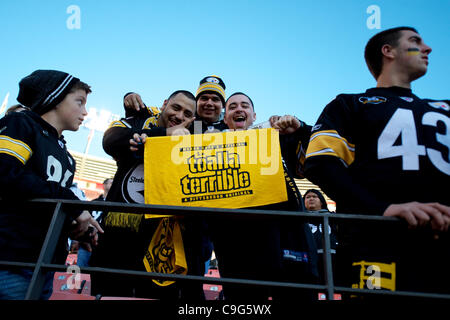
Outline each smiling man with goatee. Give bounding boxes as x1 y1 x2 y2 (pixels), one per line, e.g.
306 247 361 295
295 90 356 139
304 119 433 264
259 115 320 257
90 90 206 301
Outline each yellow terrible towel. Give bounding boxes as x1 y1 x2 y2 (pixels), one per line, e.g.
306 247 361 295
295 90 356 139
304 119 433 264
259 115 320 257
143 217 187 286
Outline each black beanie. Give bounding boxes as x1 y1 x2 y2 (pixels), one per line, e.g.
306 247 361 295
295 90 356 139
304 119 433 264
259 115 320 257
17 70 80 115
304 189 328 210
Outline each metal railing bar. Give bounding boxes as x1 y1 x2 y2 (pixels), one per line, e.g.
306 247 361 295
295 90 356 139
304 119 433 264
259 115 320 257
39 263 327 291
38 263 450 300
334 286 450 300
321 214 335 299
0 261 36 269
32 263 450 300
2 198 447 300
29 198 402 223
25 202 66 300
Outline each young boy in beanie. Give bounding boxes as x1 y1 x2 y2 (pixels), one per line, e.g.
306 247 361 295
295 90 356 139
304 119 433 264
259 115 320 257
0 70 103 300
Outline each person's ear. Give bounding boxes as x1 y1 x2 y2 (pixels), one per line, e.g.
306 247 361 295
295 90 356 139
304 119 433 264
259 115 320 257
161 99 168 111
381 44 395 59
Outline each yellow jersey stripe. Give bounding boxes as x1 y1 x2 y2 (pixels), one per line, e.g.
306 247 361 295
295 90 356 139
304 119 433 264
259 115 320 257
310 130 355 150
306 130 355 166
143 116 159 129
107 120 130 129
0 135 32 164
148 106 161 116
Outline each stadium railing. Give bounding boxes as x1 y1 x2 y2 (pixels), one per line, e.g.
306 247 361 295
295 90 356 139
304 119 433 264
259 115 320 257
1 198 449 301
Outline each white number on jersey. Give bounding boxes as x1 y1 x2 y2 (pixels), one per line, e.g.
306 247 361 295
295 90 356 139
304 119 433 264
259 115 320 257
377 108 450 175
47 155 73 186
422 112 450 175
378 109 425 170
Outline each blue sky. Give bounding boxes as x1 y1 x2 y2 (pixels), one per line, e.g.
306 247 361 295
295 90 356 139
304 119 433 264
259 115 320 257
1 0 449 159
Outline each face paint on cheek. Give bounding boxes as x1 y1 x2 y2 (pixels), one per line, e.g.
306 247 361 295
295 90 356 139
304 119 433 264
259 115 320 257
407 47 420 56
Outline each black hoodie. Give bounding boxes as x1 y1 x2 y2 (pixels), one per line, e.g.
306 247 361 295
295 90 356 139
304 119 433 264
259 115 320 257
0 110 81 263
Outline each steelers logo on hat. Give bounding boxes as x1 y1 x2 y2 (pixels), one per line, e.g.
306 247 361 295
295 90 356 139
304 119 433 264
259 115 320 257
205 77 220 84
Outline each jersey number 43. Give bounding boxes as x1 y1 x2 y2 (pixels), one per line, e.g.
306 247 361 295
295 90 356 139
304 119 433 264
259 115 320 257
377 108 450 175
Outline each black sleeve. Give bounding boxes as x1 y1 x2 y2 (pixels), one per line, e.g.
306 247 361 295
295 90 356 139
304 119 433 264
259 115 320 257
0 114 81 217
0 157 80 201
123 92 155 119
103 117 167 161
280 121 312 179
305 157 389 215
304 96 389 215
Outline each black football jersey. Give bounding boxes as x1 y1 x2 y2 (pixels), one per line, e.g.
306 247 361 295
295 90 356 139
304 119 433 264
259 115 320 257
305 86 450 214
103 109 166 205
0 110 79 262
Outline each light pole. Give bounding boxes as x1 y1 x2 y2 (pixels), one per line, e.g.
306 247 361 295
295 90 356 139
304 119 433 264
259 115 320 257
79 107 120 175
0 92 9 116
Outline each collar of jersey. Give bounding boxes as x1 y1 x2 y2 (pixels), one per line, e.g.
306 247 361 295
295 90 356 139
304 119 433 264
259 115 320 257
22 109 60 138
367 86 414 97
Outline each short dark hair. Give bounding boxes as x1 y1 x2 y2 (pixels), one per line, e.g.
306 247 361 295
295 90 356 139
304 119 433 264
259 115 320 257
226 92 255 110
364 26 418 79
167 90 196 102
70 79 92 95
